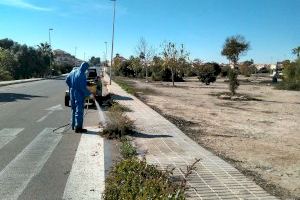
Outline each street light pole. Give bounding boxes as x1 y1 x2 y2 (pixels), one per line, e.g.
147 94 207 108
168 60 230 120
110 0 116 85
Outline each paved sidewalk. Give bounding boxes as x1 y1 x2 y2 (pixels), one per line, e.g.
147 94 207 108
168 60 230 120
106 76 277 200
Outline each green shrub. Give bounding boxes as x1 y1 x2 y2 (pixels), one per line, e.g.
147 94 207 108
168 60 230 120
0 68 12 81
276 59 300 91
220 65 231 77
120 138 137 159
103 158 185 200
195 62 221 85
239 65 256 77
228 69 239 95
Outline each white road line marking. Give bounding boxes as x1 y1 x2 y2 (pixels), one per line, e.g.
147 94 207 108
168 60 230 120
63 127 104 200
0 128 24 150
36 104 63 123
0 128 64 200
36 111 53 122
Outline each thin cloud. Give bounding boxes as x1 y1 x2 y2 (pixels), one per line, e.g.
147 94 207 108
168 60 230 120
0 0 52 11
57 0 127 17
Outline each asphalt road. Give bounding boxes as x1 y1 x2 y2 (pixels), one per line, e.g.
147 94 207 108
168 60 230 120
0 77 88 199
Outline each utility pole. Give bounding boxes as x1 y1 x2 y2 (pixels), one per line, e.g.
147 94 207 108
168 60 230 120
110 0 116 85
48 28 53 75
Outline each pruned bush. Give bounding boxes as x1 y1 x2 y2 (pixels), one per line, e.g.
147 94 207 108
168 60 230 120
102 107 134 139
103 158 185 200
195 62 221 85
228 69 239 95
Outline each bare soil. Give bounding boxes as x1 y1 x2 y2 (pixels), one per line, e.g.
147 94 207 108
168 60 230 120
121 76 300 199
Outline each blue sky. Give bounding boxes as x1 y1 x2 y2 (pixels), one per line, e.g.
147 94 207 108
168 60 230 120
0 0 299 63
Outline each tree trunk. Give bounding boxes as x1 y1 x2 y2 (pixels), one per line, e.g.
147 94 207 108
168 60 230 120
171 67 175 86
145 62 148 82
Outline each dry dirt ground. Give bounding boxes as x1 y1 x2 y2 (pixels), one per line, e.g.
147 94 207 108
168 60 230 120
121 76 300 199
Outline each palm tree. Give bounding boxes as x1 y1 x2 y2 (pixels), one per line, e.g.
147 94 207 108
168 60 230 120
37 42 53 76
292 46 300 58
37 42 52 56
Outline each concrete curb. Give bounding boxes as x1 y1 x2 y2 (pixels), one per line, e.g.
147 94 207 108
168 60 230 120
0 75 67 87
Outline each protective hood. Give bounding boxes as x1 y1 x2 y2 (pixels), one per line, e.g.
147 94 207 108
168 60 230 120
79 62 89 73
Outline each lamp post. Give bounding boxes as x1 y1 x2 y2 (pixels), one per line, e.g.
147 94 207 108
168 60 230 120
48 28 53 75
110 0 116 85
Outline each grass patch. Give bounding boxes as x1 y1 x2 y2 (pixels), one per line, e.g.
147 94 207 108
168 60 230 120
114 76 157 96
275 82 300 91
103 157 185 200
114 77 137 95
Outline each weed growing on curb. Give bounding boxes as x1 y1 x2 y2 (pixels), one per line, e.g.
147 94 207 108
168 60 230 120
102 111 134 139
120 138 137 159
109 102 132 112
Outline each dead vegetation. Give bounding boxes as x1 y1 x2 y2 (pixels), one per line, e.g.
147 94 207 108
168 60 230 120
114 76 300 199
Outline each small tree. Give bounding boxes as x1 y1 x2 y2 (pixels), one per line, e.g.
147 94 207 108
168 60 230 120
221 35 250 95
128 56 142 78
221 35 250 67
162 42 188 86
292 46 300 59
136 37 154 82
37 42 52 75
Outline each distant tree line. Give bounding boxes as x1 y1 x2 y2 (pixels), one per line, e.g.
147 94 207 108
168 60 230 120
0 38 54 81
0 38 78 81
112 39 231 86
